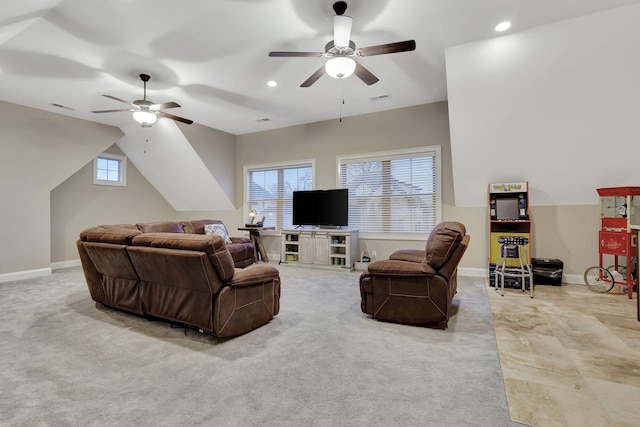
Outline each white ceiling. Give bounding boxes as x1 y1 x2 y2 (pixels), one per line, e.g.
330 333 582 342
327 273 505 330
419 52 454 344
2 0 640 135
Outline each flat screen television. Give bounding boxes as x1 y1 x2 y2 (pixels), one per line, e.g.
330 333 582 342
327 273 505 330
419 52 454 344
293 189 348 227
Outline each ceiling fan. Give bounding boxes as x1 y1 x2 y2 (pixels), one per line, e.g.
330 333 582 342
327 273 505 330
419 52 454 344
269 1 416 87
92 74 193 127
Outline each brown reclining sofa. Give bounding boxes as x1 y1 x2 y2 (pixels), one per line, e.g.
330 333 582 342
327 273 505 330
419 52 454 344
77 220 280 338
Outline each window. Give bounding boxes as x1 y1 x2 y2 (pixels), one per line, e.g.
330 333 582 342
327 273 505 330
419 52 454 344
93 153 126 186
338 146 441 239
245 160 315 229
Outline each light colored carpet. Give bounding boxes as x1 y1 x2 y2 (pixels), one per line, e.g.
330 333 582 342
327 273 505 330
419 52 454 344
1 265 522 426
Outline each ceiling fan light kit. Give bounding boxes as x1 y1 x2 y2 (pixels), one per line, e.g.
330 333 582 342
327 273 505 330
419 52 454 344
268 1 416 87
325 57 356 79
132 110 157 126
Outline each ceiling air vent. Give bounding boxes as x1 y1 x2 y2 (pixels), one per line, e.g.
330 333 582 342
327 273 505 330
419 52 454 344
368 95 390 102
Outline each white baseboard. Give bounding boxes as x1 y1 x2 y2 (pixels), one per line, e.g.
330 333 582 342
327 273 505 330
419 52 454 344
458 267 487 278
563 273 584 285
0 259 82 284
459 267 585 286
0 268 52 283
51 259 81 270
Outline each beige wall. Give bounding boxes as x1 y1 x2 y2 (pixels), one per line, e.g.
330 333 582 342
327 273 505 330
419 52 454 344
2 99 602 282
237 102 600 279
50 144 182 263
236 102 466 265
0 101 122 276
529 205 600 277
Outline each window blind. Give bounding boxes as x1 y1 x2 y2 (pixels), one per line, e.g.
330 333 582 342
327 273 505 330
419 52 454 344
339 148 438 234
247 163 313 229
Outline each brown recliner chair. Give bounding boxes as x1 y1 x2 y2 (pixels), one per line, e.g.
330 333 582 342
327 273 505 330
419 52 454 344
359 221 470 326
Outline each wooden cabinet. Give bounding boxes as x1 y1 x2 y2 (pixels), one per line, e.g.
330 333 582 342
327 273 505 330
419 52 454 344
281 229 359 270
299 231 329 265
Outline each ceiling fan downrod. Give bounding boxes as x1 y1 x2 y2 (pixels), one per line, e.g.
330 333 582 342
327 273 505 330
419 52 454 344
140 74 150 101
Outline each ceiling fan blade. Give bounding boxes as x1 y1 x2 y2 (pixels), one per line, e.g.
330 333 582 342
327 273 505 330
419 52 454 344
158 111 193 125
152 101 181 109
357 40 416 57
269 51 323 57
91 109 132 113
101 94 131 105
300 66 326 87
354 62 379 85
333 15 352 48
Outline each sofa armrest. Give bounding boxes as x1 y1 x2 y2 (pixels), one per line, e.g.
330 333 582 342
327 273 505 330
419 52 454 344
389 249 425 263
230 236 251 244
229 264 280 287
366 259 436 277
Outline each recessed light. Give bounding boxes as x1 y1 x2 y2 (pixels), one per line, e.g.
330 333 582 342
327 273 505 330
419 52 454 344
267 80 277 87
495 21 512 32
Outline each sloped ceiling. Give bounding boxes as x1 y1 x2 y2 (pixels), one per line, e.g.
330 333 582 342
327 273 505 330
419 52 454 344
117 120 235 211
3 1 640 211
2 0 640 135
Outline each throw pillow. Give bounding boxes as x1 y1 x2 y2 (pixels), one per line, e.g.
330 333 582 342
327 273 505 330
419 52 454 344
204 223 232 244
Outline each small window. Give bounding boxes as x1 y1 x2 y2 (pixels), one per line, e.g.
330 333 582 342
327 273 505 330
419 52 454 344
93 153 126 186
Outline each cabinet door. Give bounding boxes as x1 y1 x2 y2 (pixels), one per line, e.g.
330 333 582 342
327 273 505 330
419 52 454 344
298 233 315 264
313 233 329 265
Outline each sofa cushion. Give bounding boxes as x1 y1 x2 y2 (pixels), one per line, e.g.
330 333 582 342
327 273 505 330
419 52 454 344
81 227 142 245
136 221 185 233
131 233 235 281
204 223 232 244
180 219 222 234
423 221 466 270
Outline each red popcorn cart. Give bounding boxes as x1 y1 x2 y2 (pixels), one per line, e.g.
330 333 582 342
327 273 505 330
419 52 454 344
584 187 640 299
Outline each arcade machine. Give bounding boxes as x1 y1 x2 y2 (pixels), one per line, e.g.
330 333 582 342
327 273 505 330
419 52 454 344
488 182 532 288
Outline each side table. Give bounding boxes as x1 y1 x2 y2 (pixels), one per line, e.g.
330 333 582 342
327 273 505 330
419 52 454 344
237 227 275 262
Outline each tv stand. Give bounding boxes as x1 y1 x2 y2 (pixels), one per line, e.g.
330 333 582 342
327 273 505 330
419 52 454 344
281 229 359 270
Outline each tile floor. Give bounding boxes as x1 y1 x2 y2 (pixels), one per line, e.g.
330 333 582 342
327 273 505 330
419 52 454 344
487 282 640 427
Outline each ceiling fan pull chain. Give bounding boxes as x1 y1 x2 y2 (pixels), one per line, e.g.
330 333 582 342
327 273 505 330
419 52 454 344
339 78 344 123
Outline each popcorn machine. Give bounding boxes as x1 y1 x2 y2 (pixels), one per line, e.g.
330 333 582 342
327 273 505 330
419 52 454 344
596 186 640 299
